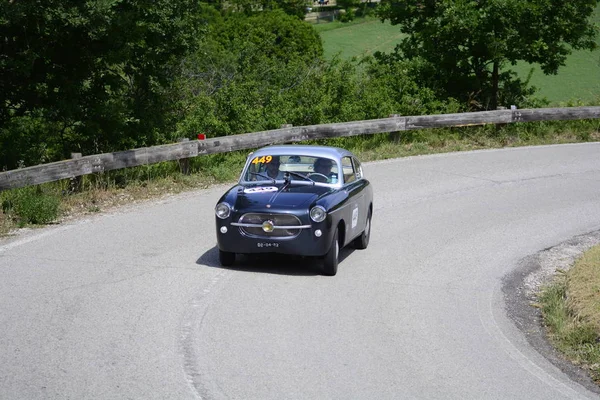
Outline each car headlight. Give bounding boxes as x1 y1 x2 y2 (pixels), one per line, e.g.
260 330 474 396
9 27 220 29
310 205 327 223
215 202 231 219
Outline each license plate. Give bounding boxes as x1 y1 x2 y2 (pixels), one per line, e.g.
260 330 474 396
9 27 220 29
257 242 279 248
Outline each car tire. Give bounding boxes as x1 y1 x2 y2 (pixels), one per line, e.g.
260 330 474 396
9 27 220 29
323 228 339 276
353 208 371 250
219 250 235 267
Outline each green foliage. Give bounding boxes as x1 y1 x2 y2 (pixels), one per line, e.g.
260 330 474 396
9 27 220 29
272 0 311 19
0 111 58 169
337 0 360 8
175 7 460 140
175 10 327 137
337 0 360 21
0 0 207 169
355 2 379 18
176 33 460 139
339 8 356 23
377 0 600 110
4 0 595 181
1 186 60 226
212 10 323 64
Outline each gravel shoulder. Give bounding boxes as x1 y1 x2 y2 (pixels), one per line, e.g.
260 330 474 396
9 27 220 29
503 230 600 395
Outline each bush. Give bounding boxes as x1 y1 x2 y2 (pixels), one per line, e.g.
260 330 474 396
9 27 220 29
2 186 60 226
339 8 356 22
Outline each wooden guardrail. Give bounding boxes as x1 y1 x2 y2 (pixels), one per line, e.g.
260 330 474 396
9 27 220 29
1 106 599 191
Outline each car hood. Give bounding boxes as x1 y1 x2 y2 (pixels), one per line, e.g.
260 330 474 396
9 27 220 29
233 183 333 210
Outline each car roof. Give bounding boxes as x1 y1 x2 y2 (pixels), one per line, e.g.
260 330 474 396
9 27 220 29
249 145 356 161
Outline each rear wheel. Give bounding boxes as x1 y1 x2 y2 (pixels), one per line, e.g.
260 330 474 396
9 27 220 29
323 228 339 276
353 208 371 250
219 250 235 267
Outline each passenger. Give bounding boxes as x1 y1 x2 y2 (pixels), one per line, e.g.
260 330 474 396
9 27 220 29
265 156 285 179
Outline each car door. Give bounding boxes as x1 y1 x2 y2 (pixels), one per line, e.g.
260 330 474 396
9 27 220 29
341 156 368 244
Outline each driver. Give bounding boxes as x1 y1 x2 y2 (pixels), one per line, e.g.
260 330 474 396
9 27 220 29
313 158 334 177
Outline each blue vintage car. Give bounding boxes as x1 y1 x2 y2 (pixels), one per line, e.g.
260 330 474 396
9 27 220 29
214 145 373 276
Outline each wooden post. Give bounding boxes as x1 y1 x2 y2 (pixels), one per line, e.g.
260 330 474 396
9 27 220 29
496 106 507 131
69 153 82 193
281 125 293 144
178 138 190 175
389 114 402 142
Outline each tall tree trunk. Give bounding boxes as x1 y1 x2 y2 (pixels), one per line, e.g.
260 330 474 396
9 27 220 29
491 60 499 110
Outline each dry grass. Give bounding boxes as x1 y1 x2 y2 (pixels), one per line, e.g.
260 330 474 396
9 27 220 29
567 245 600 335
539 245 600 384
58 174 220 222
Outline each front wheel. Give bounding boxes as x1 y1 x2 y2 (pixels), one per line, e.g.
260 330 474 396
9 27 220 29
323 228 339 276
219 250 236 267
353 209 371 250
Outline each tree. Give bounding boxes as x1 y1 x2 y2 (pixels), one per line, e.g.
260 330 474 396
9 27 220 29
377 0 600 110
175 10 325 137
0 0 204 168
174 8 460 141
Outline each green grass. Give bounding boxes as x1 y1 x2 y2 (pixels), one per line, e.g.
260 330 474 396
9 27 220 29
1 186 60 226
512 7 600 104
538 245 600 383
314 17 404 60
511 60 600 106
315 8 600 104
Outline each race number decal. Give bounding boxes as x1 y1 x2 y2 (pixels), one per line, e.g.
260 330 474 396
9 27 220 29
351 207 359 229
244 186 278 194
251 155 273 164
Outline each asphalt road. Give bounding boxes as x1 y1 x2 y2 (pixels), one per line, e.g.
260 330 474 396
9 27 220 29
1 143 600 399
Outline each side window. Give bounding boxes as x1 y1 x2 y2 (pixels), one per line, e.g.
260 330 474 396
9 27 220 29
353 158 363 180
341 156 356 184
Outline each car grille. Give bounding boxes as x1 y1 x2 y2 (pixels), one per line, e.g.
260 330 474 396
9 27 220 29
237 213 305 239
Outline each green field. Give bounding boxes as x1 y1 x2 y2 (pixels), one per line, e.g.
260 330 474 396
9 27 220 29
313 17 404 60
511 45 600 104
315 10 600 104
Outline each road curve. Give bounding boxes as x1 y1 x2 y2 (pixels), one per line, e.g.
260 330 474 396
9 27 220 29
1 143 600 399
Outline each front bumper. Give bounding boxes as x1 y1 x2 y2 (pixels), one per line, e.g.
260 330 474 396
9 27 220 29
216 216 333 257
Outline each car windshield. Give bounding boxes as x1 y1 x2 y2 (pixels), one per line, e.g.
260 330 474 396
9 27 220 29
242 154 340 184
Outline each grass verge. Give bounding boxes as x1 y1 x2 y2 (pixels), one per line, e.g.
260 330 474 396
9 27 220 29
538 245 600 384
0 118 599 237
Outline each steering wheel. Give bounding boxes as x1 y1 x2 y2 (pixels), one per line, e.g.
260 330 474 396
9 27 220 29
306 173 329 183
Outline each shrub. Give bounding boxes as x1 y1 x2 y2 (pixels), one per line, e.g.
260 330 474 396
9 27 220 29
339 8 356 22
2 186 60 226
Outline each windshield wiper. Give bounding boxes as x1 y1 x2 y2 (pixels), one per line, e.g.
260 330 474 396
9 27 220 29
248 172 276 183
284 171 315 184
